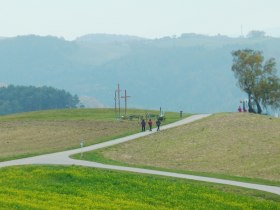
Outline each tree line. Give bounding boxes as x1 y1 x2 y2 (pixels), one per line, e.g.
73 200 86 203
0 85 79 115
231 49 280 114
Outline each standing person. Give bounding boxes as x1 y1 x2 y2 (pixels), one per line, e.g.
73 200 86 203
148 119 153 131
141 119 146 132
156 119 161 131
238 106 242 112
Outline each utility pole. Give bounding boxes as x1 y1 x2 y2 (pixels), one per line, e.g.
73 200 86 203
114 90 117 119
115 83 121 119
121 89 131 116
240 24 244 37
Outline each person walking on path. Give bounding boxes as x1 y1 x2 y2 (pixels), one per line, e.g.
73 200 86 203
141 119 146 132
156 119 161 131
148 119 153 131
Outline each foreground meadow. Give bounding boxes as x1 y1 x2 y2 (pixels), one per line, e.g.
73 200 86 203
78 113 280 185
0 166 279 210
0 108 183 161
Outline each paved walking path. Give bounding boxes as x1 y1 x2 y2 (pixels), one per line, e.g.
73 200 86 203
1 114 280 196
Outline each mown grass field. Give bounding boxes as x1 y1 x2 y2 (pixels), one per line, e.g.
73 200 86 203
0 166 279 210
0 108 184 161
78 113 280 185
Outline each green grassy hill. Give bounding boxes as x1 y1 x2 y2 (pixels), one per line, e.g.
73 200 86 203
1 110 280 209
0 108 182 161
79 113 280 184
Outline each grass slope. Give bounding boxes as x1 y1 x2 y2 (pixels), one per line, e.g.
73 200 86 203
78 113 280 184
0 166 279 210
0 108 184 161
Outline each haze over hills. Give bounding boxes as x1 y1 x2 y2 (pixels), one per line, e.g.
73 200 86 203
1 33 280 113
265 27 280 38
76 33 146 44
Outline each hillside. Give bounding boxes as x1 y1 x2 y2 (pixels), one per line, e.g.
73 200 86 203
81 113 280 183
1 110 279 208
1 34 280 113
0 108 181 161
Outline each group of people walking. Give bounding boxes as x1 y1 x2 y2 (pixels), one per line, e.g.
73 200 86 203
238 105 247 112
141 118 161 132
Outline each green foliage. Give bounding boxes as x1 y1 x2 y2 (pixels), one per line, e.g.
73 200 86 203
0 85 79 115
0 166 279 209
231 49 280 113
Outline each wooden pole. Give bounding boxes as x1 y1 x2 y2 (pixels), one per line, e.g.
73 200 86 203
121 90 131 116
117 84 121 119
114 90 117 119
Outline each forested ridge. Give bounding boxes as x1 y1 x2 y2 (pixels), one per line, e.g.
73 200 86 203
0 85 79 115
1 33 280 113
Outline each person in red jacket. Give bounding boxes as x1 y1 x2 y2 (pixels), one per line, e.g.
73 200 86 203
238 106 242 112
148 119 153 131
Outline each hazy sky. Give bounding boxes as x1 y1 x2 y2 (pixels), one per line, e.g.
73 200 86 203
0 0 279 40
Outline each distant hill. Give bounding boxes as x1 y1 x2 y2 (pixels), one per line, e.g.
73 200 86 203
1 34 280 113
76 33 145 44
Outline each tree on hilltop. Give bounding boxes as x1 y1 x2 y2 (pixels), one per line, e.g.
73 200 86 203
231 49 280 114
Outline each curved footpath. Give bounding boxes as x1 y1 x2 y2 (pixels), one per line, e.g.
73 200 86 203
1 114 280 196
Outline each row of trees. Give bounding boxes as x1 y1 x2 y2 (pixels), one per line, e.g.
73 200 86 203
0 85 79 115
231 49 280 114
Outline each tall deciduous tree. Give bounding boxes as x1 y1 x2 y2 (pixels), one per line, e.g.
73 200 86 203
231 49 280 114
